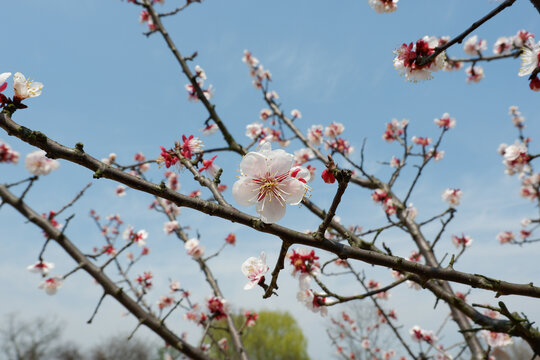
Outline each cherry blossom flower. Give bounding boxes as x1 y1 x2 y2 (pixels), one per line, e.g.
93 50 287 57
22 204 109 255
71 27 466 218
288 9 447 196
207 296 228 320
133 152 150 172
25 150 60 176
409 326 437 343
465 65 484 83
426 148 445 161
199 155 220 178
242 50 259 67
164 171 180 191
201 123 218 136
0 140 19 164
185 238 205 259
442 188 462 207
463 35 487 56
265 90 279 101
512 30 535 48
502 141 529 174
225 233 236 245
412 136 432 147
361 339 370 349
217 338 228 351
493 37 513 55
288 248 320 289
324 122 345 139
297 289 327 316
290 109 302 119
13 72 43 100
157 296 175 309
393 36 446 82
326 138 354 155
185 81 213 102
497 231 515 244
163 220 179 235
241 252 269 290
368 0 398 13
307 125 324 146
518 44 540 77
27 261 54 276
521 218 532 227
0 72 11 93
232 142 310 223
259 108 272 121
452 234 473 248
123 226 148 246
245 122 264 139
480 330 513 348
135 272 153 290
39 276 63 295
389 156 401 168
244 310 258 327
434 113 456 129
189 189 202 198
181 135 203 159
115 185 126 197
382 119 408 142
294 148 314 165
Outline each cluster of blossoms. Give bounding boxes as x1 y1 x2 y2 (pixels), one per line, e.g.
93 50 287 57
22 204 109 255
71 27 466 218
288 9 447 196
371 189 396 215
393 36 446 82
382 119 408 142
441 188 462 207
241 252 269 290
232 142 310 223
207 296 228 320
185 238 205 259
242 50 272 89
25 150 60 176
135 272 153 290
305 122 353 156
499 141 530 175
243 310 258 327
288 248 320 289
185 66 214 101
163 220 180 235
158 134 204 168
245 122 289 147
451 234 473 248
368 0 398 13
0 140 19 164
409 325 437 344
433 113 456 130
496 231 515 245
122 226 148 246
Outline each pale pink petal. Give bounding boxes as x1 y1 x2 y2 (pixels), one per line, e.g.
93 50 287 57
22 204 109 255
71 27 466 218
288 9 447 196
257 196 286 223
232 177 259 206
240 152 266 177
267 149 294 176
283 179 307 205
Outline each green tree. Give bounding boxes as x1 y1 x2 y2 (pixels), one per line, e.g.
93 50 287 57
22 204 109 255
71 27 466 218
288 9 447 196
206 310 310 360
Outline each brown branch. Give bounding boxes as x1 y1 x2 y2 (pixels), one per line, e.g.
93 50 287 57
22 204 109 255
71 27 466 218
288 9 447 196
262 241 290 299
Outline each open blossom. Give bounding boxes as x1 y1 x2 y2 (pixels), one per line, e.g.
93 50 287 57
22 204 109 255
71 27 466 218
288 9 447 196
199 155 220 178
242 50 259 67
0 72 11 93
185 238 205 259
480 330 513 348
39 276 63 295
452 234 473 248
185 81 213 102
326 138 354 155
13 72 43 100
389 156 401 168
442 188 462 207
434 113 456 129
512 30 535 48
518 44 540 77
232 142 310 223
493 37 513 55
297 289 327 316
393 36 446 82
259 108 272 121
307 125 324 146
245 122 263 139
324 122 345 139
241 252 269 290
201 123 218 136
294 148 314 165
194 65 206 80
427 148 444 161
368 0 398 13
463 35 487 55
157 296 175 309
123 226 148 246
27 261 54 276
288 248 320 289
181 135 203 159
465 65 484 83
163 220 179 235
497 231 515 244
0 140 19 164
25 150 60 176
501 141 529 174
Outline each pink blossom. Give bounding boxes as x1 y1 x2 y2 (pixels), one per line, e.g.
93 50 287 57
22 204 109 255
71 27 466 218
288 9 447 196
321 168 336 184
412 136 432 147
207 296 228 320
497 231 515 244
324 122 345 139
225 233 236 245
244 310 259 327
185 238 205 259
294 148 314 165
382 119 408 142
389 156 401 168
463 35 487 56
0 140 20 164
39 276 63 295
296 289 327 316
123 226 148 246
232 142 310 223
493 37 512 55
241 252 269 290
393 36 446 82
290 109 302 119
307 125 324 146
25 150 60 176
480 330 513 348
199 155 221 178
115 185 126 197
27 261 54 276
0 72 11 94
434 113 456 129
163 220 179 235
442 188 462 207
201 123 218 136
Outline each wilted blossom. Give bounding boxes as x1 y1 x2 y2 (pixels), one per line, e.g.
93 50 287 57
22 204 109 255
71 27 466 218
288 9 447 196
27 261 54 276
25 150 60 176
38 276 63 295
442 188 462 207
241 252 269 290
232 142 310 223
185 238 205 259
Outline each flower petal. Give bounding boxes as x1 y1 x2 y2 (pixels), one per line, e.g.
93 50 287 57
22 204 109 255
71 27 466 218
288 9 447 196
232 176 259 206
282 178 307 205
257 196 286 223
267 149 293 176
240 151 266 177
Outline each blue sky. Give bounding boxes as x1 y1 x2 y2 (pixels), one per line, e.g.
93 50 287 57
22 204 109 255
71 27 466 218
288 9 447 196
2 0 540 358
